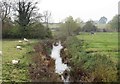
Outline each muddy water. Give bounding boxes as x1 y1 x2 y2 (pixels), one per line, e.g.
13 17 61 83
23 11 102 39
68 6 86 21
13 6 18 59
50 41 70 83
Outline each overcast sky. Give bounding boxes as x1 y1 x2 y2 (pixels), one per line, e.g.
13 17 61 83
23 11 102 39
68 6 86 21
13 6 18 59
37 0 119 23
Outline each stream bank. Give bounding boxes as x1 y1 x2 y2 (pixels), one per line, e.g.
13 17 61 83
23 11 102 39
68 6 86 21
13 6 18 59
28 39 87 83
29 36 118 82
29 40 62 82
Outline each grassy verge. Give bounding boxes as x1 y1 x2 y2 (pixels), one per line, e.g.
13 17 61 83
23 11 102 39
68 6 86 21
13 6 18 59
0 40 2 82
2 39 38 82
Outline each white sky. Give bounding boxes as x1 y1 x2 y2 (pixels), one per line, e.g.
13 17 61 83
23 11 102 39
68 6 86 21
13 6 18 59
37 0 119 23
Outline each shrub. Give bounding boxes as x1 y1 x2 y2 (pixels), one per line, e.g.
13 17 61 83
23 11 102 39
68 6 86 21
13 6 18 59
8 25 21 38
2 21 53 39
2 20 13 38
81 53 117 82
27 23 52 39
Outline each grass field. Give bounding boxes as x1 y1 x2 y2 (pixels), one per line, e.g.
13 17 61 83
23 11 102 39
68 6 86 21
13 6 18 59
2 32 119 82
0 40 2 82
2 39 38 82
77 32 118 64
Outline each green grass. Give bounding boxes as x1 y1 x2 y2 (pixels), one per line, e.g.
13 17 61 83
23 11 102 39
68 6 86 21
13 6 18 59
77 32 118 64
1 32 119 82
2 39 38 82
0 40 2 82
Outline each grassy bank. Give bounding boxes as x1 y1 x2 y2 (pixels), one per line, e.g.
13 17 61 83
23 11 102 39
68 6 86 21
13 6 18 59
2 39 38 82
64 33 118 82
2 32 119 82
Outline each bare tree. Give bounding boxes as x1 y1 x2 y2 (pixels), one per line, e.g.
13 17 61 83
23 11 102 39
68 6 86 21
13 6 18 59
43 11 51 28
14 0 38 27
12 0 38 37
0 0 11 22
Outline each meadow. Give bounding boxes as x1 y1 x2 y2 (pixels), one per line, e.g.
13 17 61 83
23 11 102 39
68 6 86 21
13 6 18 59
2 39 38 82
2 32 119 82
77 32 118 64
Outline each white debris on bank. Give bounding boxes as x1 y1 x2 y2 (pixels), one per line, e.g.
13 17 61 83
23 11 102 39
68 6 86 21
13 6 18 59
18 40 23 43
0 51 2 55
24 38 29 42
12 59 20 64
16 46 22 50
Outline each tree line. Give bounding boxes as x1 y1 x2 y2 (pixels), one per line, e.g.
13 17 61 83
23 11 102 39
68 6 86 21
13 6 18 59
0 0 119 39
0 0 52 39
56 15 119 37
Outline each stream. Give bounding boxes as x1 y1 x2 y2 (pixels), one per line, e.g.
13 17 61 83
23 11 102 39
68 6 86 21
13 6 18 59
50 41 70 83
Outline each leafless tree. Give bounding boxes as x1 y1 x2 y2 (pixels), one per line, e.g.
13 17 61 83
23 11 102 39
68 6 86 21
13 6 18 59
0 0 11 22
43 11 51 28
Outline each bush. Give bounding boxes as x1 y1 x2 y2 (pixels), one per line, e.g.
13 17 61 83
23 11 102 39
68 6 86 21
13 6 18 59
2 20 13 38
26 23 52 39
82 53 117 81
2 22 53 39
8 25 21 38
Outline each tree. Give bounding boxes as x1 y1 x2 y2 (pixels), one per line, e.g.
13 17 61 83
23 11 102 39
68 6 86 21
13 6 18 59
2 17 14 38
14 0 38 37
43 11 51 28
74 18 84 34
28 22 52 39
75 18 84 27
82 20 98 32
107 15 118 31
59 16 81 36
0 0 11 22
0 0 13 38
